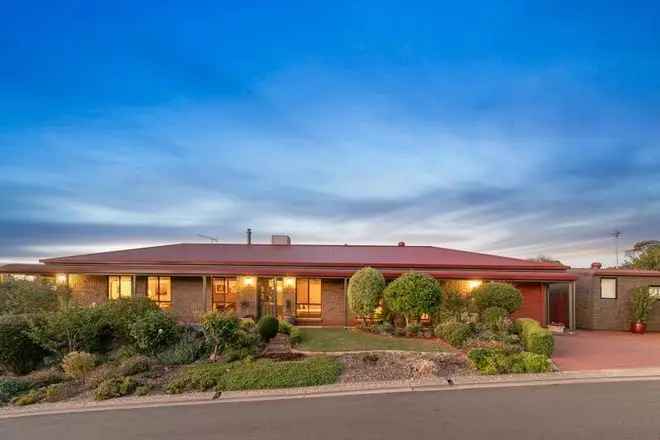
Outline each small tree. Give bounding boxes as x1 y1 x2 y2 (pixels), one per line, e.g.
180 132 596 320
471 282 523 314
200 311 241 359
626 243 660 270
383 272 443 326
348 267 386 325
0 279 60 315
61 351 96 383
631 286 658 324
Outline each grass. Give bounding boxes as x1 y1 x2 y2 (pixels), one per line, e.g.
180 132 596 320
296 328 449 352
166 357 342 393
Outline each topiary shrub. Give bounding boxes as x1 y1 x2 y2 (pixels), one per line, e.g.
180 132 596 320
348 267 386 325
95 376 138 400
129 309 179 356
257 316 279 342
515 318 554 357
435 319 473 348
200 311 241 358
61 351 96 383
383 272 443 325
471 282 523 314
0 315 48 374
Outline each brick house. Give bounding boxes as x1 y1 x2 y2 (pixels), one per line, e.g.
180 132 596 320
0 236 577 328
563 263 660 331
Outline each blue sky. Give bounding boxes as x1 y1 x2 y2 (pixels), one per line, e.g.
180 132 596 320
1 1 659 266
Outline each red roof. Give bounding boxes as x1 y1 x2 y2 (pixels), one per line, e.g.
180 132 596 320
573 268 660 278
41 243 567 271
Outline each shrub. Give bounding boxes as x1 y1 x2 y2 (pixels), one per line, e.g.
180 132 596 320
435 286 467 323
23 367 67 388
0 315 48 374
0 279 61 315
239 318 256 331
12 388 44 406
97 297 160 341
288 327 302 345
43 382 79 402
158 331 205 365
471 283 523 314
118 355 151 376
516 318 554 357
374 321 394 335
216 357 342 391
200 311 241 358
95 376 138 400
61 351 96 383
257 316 279 342
27 306 114 355
518 352 551 373
435 319 473 348
405 323 422 337
166 363 228 394
482 306 508 326
129 309 179 355
0 378 31 403
135 384 152 396
631 286 658 323
383 272 443 325
348 267 386 324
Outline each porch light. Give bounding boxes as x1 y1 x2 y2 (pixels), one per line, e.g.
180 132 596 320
467 280 482 290
56 274 68 285
284 277 296 288
242 276 255 287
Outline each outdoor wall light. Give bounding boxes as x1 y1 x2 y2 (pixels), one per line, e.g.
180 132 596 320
467 280 482 290
284 277 296 288
242 276 255 287
56 274 68 285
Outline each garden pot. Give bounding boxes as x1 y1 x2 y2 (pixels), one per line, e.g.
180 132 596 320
630 322 647 334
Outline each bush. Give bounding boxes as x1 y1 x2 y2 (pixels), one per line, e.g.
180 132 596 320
288 327 302 345
239 318 256 331
166 363 228 393
435 319 473 348
631 286 658 323
383 272 443 324
482 306 508 325
95 376 138 400
23 367 67 388
43 382 79 402
517 351 551 373
200 311 241 358
434 286 467 322
118 355 151 376
257 316 279 342
469 348 550 375
27 306 114 355
61 351 96 382
158 330 205 365
12 388 43 406
405 323 422 337
0 315 48 374
97 297 160 341
0 279 61 315
471 283 523 314
374 321 394 335
348 267 386 324
515 318 554 357
129 309 179 355
216 357 342 392
0 378 31 403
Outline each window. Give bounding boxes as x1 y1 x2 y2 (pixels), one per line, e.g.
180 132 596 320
148 276 171 308
296 278 322 318
108 275 133 300
212 277 238 312
650 286 660 299
600 278 617 299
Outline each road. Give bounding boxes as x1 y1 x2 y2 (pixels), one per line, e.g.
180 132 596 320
2 381 660 439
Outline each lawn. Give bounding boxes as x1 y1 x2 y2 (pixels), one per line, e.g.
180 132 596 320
296 328 450 352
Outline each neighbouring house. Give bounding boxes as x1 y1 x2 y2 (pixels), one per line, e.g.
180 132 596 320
550 262 660 331
0 235 577 328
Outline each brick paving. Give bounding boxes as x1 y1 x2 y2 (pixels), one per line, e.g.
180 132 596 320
553 330 660 371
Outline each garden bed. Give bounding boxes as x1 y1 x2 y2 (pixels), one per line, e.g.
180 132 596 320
296 328 452 353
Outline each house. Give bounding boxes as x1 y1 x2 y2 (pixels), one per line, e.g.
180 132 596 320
556 263 660 331
0 235 577 328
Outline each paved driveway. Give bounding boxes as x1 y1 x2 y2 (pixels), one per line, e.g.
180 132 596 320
553 330 660 371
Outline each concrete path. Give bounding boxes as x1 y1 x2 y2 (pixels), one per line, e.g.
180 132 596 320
3 380 660 439
553 330 660 370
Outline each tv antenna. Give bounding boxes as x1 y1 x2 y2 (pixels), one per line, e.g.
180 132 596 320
611 230 622 267
197 234 219 243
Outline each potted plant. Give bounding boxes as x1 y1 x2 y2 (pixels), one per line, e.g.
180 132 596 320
630 287 658 334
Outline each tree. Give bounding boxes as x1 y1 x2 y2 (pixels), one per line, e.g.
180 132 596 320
383 272 443 325
348 267 386 325
0 279 62 315
471 282 523 314
625 242 660 270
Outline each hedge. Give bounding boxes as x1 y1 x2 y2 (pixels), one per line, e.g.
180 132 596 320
515 318 554 357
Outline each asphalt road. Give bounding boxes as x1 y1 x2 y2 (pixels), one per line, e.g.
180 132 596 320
2 381 660 440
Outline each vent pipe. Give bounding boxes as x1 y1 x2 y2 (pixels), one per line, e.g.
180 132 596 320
247 228 252 245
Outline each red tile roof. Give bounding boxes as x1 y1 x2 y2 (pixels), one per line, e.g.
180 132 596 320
573 268 660 278
40 243 567 271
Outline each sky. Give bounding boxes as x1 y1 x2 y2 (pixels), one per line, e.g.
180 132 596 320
1 1 659 267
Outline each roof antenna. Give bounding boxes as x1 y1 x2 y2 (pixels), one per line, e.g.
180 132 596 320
197 234 219 243
247 228 252 245
611 230 622 267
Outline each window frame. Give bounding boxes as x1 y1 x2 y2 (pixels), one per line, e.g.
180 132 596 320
295 278 322 318
108 275 133 300
148 276 172 308
600 277 617 299
212 277 238 312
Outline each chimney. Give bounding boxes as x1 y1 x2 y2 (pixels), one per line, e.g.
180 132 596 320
398 241 406 247
271 235 291 245
591 262 602 269
247 228 252 245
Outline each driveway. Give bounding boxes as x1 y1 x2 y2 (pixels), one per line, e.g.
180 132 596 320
553 330 660 371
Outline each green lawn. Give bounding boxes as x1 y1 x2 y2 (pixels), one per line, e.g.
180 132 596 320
296 328 450 352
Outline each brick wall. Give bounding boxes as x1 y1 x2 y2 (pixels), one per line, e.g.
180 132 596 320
68 275 108 306
511 283 546 324
171 277 206 323
577 274 660 331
